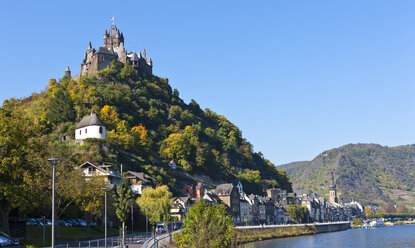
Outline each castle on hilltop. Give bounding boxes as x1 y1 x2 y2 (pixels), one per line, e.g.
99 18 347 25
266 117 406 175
75 23 152 78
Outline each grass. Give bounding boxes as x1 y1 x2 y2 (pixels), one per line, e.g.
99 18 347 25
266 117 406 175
235 225 317 244
21 226 120 247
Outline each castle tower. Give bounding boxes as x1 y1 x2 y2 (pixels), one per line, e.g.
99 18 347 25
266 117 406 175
104 24 124 52
329 171 338 204
65 66 71 79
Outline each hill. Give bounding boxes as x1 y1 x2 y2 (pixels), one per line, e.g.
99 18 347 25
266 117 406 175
1 61 291 196
279 143 415 206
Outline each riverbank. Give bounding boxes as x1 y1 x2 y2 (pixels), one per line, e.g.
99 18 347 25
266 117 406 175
235 222 350 244
244 223 415 248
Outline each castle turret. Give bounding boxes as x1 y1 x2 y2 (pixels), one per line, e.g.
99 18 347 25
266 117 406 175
104 24 122 52
65 66 71 79
329 171 338 204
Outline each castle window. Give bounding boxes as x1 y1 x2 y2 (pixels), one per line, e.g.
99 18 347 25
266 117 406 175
99 127 103 134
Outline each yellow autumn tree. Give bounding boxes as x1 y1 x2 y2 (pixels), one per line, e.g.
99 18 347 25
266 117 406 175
364 206 374 216
100 105 120 130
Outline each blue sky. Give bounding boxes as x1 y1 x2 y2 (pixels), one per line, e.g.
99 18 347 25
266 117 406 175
1 1 415 165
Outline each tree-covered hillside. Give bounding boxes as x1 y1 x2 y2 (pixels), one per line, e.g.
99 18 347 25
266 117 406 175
279 143 415 206
1 61 291 196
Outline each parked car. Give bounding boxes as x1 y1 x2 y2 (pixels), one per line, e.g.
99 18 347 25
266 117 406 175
67 219 80 226
76 219 87 227
26 218 38 226
43 219 52 226
90 221 97 227
59 220 72 226
0 232 19 246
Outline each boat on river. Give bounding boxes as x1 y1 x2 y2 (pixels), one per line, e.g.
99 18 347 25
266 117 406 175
369 219 385 227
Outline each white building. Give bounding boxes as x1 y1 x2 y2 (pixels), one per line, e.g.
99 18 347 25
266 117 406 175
240 198 252 224
75 110 106 140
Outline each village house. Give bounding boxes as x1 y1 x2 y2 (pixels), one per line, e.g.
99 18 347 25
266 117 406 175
214 183 241 223
79 161 122 186
124 171 155 195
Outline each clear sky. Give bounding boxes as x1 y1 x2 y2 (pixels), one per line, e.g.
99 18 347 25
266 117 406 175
1 1 415 165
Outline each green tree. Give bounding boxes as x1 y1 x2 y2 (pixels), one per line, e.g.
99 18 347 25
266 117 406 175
0 111 42 234
46 89 76 124
159 133 191 164
287 204 308 223
77 177 107 233
27 141 86 237
113 178 134 247
174 200 234 248
136 185 172 234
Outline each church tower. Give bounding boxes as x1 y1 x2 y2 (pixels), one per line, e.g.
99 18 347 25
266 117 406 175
329 171 338 204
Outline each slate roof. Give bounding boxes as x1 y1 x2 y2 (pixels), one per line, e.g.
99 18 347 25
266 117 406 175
126 171 155 183
214 183 234 196
96 46 116 55
109 23 119 38
76 110 104 129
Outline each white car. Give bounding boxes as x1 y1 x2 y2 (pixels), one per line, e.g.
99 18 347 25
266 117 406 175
0 232 18 246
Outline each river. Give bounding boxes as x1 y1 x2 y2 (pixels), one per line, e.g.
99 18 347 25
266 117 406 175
242 224 415 248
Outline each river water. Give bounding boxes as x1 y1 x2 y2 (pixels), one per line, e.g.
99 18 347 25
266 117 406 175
242 224 415 248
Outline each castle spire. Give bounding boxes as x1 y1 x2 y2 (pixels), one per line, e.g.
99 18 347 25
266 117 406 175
88 41 92 50
143 48 147 59
65 66 71 79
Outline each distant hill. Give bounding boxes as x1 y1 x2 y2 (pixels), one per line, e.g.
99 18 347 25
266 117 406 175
278 161 310 175
279 144 415 206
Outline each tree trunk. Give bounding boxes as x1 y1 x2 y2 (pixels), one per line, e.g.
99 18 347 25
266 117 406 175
122 221 125 248
0 209 10 235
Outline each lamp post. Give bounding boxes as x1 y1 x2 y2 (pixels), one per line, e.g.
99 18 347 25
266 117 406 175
103 187 111 248
47 158 60 248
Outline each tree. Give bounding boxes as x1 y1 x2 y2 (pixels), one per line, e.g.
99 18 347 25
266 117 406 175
77 177 107 233
136 185 172 235
27 141 86 237
174 200 234 248
159 133 191 164
287 204 308 223
383 203 396 213
113 178 134 248
0 111 42 234
397 204 409 213
46 89 76 124
364 206 374 216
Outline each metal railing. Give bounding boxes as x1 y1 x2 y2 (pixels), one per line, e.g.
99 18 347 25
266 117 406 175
55 232 151 248
142 231 179 248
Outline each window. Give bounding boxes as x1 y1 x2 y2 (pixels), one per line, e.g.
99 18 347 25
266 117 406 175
79 130 81 135
99 127 103 134
85 128 87 134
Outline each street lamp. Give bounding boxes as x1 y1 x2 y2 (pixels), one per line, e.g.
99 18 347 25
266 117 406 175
103 187 111 248
47 158 60 248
